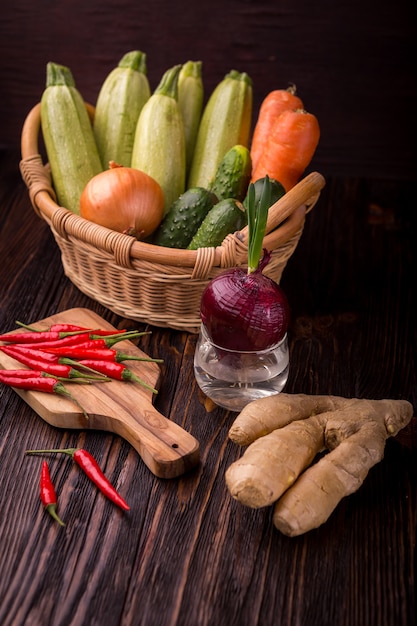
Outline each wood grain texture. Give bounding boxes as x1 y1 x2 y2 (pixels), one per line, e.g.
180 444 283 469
1 0 416 180
0 149 416 626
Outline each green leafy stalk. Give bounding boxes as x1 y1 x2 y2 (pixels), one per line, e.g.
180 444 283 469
247 175 272 273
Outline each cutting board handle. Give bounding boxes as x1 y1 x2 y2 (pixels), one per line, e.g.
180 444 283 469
95 396 200 479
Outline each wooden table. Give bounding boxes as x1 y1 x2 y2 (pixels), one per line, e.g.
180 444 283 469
0 149 415 626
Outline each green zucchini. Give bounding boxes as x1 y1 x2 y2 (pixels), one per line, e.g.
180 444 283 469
187 69 253 190
93 50 151 168
131 64 186 215
187 198 246 250
209 144 252 202
243 176 286 210
40 62 103 214
178 61 204 174
153 187 218 249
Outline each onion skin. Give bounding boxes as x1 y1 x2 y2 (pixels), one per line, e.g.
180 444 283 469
200 262 290 352
79 165 164 239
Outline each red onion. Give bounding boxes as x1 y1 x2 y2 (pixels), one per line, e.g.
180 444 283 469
199 176 290 352
200 250 290 352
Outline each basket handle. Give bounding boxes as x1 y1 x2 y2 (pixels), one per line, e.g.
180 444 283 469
237 171 325 246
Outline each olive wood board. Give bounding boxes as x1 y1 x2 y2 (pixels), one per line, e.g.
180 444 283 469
0 307 200 478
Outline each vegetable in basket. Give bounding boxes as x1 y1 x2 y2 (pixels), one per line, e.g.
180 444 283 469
178 61 204 174
250 85 304 172
153 187 218 249
131 64 186 215
187 69 253 190
79 161 164 239
251 107 320 192
187 198 247 250
208 144 252 202
93 50 151 168
40 62 103 214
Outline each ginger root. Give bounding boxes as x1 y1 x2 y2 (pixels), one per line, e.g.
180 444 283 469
225 393 413 537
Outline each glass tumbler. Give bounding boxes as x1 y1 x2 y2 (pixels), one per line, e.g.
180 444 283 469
194 324 289 412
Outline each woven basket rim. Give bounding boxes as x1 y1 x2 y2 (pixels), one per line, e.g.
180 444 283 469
20 102 326 272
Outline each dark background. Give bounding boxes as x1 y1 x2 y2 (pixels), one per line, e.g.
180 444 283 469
1 0 416 181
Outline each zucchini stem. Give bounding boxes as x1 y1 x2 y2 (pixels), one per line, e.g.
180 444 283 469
45 62 75 88
154 64 182 100
118 50 147 73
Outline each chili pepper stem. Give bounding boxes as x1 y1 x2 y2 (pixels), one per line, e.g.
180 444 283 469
54 382 90 420
88 330 152 347
129 356 164 363
45 503 65 526
117 352 164 363
123 369 158 393
66 366 109 380
27 447 79 456
15 321 40 331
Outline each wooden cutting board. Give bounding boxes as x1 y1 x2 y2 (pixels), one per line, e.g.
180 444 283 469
0 307 200 478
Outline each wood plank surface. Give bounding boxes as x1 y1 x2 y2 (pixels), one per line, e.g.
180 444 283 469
0 148 415 626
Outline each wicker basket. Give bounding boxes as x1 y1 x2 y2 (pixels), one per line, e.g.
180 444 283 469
20 102 325 333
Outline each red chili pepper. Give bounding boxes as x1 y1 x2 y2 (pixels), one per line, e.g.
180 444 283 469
1 368 44 379
1 344 64 363
51 324 93 333
39 330 150 354
13 330 145 353
0 369 60 383
0 329 88 344
0 330 142 347
39 461 65 526
74 359 158 393
0 374 89 419
51 326 128 336
27 448 130 511
0 369 91 386
20 333 93 349
1 374 63 392
16 320 128 335
0 345 107 380
38 346 154 362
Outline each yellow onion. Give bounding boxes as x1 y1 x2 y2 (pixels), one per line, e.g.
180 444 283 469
79 162 164 239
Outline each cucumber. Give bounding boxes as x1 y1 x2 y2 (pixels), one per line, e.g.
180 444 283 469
153 187 218 249
209 144 252 202
93 50 151 168
187 198 247 249
40 62 103 214
243 176 286 209
178 61 204 174
187 69 253 190
131 64 186 215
